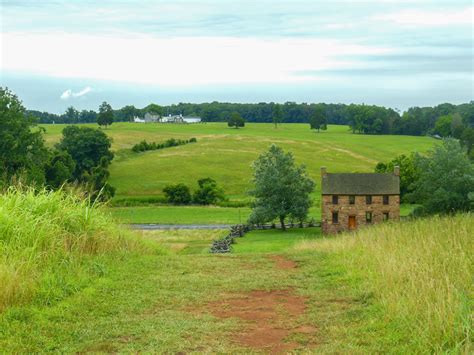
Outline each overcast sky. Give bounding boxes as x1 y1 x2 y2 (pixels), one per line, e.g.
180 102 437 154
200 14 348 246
1 0 473 113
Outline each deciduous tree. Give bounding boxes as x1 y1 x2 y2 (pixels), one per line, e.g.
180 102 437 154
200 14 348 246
57 126 114 180
227 112 245 128
249 145 314 229
408 139 474 214
0 87 48 185
309 106 327 132
97 101 114 128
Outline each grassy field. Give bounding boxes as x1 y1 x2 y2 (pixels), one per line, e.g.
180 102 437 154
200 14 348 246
109 203 416 224
1 188 471 352
42 122 436 202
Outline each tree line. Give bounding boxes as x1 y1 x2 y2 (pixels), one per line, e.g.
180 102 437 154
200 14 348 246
29 100 473 136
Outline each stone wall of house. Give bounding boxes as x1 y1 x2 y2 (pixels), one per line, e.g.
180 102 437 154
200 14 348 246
321 194 400 234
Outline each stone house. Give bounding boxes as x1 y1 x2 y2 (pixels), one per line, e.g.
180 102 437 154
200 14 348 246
321 166 400 234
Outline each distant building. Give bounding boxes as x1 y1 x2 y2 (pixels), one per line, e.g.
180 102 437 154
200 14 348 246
162 114 201 123
321 166 400 234
133 112 160 123
144 112 160 122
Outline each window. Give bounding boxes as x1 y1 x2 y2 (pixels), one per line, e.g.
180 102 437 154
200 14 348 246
332 195 338 204
366 195 372 204
332 212 339 224
383 195 389 205
349 195 355 204
366 212 372 223
383 212 389 221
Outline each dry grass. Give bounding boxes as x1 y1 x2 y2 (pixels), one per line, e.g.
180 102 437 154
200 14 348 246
294 214 473 352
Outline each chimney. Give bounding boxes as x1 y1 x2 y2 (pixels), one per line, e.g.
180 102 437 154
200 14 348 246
321 166 327 177
394 166 400 176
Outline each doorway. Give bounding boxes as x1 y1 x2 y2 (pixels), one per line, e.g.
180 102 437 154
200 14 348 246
348 216 356 230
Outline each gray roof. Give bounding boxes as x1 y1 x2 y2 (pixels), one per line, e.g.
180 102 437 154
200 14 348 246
322 173 400 195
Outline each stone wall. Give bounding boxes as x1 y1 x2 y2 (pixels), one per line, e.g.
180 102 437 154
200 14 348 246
321 194 400 234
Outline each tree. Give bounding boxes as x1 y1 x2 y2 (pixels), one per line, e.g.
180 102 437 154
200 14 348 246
143 103 162 116
0 87 48 185
249 145 315 230
375 153 418 201
434 115 453 137
163 183 192 204
85 156 116 201
309 106 327 132
193 178 225 205
65 106 80 124
97 101 114 128
227 112 245 128
79 109 97 123
272 104 283 128
56 126 114 180
120 105 141 122
460 127 474 160
408 139 474 214
450 113 465 139
45 150 76 189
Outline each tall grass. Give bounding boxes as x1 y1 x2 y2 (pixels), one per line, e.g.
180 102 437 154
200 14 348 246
295 215 473 352
0 186 149 312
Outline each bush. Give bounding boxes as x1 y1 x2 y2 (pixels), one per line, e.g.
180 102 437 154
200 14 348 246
193 178 225 205
163 183 192 205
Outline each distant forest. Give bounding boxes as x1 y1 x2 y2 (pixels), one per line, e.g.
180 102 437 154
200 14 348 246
29 101 474 137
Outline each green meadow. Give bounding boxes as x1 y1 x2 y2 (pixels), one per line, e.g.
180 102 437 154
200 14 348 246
42 122 436 223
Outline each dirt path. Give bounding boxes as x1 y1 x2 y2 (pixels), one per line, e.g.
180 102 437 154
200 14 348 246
201 255 318 353
269 255 298 269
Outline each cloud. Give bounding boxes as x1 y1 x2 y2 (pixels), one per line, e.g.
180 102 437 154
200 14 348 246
374 6 473 27
60 86 93 100
3 32 392 86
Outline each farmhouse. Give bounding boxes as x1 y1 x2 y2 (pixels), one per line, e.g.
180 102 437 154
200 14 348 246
162 114 202 123
133 112 160 123
321 166 400 234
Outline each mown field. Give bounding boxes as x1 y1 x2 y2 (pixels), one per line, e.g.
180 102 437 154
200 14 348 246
1 188 471 353
42 122 436 223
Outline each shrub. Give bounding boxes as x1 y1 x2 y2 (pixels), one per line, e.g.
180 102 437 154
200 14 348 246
163 183 192 204
193 178 225 205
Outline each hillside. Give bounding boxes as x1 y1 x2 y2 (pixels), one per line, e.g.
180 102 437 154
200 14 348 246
42 123 436 203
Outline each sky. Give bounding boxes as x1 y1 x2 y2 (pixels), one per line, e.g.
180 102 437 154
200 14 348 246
1 0 473 113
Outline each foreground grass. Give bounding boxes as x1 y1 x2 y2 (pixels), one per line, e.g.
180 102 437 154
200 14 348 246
42 123 436 201
0 187 156 312
295 214 473 352
2 197 469 352
0 229 382 353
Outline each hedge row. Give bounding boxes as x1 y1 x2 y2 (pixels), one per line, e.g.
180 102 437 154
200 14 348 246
132 137 197 153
